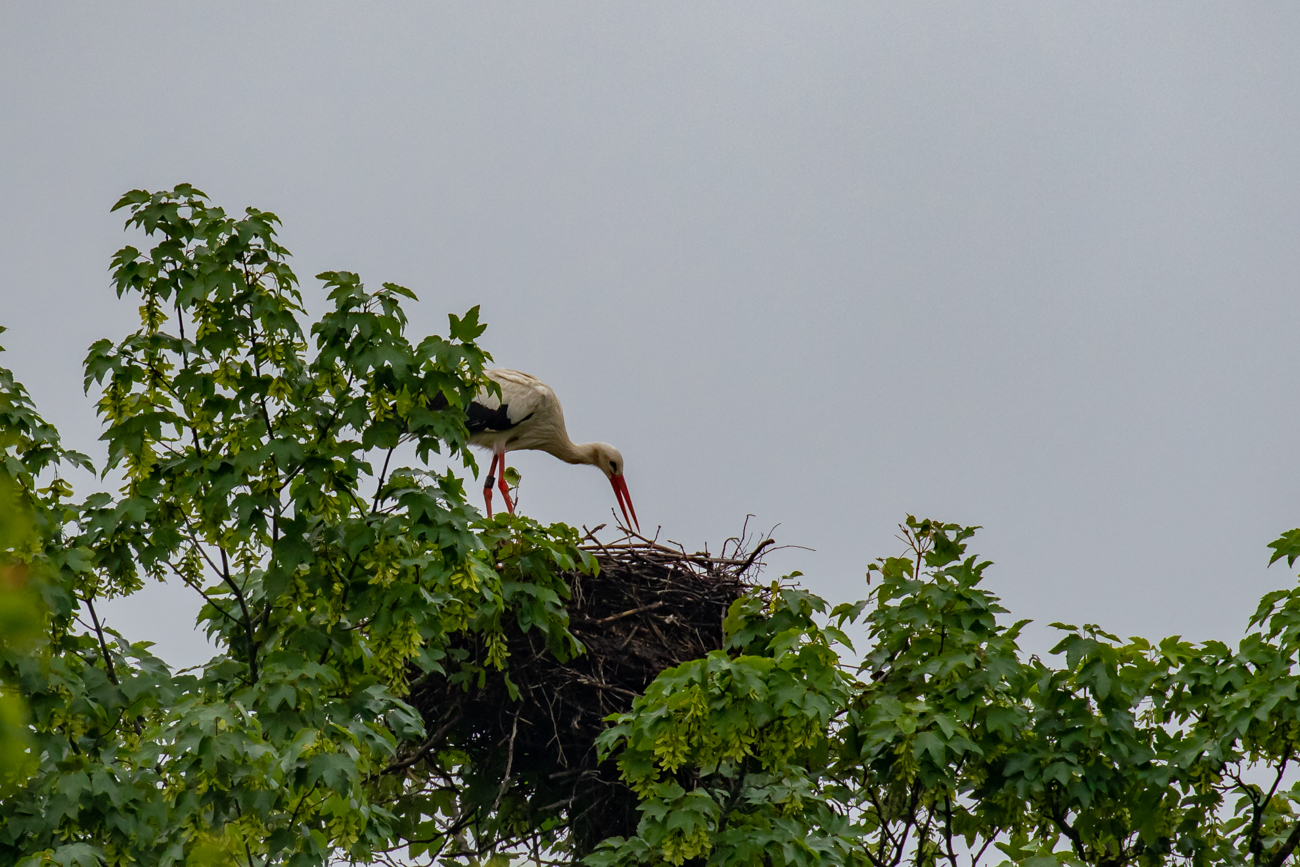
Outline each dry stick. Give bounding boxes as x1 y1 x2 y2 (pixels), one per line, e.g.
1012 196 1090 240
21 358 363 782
547 767 584 781
736 538 776 577
580 525 612 561
491 708 522 816
643 612 671 647
572 675 639 699
594 530 687 556
617 625 641 651
534 796 576 813
585 601 667 626
541 689 568 767
590 541 720 562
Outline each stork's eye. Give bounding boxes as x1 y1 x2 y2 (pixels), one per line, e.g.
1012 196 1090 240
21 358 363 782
611 461 618 473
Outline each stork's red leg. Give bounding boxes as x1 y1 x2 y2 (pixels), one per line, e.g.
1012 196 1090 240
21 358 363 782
497 452 516 515
483 452 500 518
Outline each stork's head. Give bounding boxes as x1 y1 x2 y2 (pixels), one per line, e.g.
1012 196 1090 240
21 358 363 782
588 442 639 532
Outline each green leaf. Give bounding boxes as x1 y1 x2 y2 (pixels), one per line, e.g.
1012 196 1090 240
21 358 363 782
448 305 487 342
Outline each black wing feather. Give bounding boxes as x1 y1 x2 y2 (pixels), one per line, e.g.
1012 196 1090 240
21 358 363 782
424 390 532 433
466 400 523 433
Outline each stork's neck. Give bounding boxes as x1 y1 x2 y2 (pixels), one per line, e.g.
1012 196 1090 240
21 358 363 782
547 438 602 467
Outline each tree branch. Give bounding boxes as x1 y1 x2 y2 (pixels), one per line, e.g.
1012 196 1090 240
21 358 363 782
1267 821 1300 867
372 446 396 512
218 545 259 683
381 713 464 776
84 595 118 686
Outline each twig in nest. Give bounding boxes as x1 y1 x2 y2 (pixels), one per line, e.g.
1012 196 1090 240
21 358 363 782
572 674 640 699
586 601 667 626
581 524 613 560
737 538 776 577
491 707 522 815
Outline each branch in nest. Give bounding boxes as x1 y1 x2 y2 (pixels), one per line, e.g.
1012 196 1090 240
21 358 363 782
585 601 666 626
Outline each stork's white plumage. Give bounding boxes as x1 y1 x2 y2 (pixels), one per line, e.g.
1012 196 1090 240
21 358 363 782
466 369 638 530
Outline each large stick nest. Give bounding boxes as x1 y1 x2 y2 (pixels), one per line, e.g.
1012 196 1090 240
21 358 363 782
403 528 774 857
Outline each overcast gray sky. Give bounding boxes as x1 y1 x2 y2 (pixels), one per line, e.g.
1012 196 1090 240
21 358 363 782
3 4 1299 667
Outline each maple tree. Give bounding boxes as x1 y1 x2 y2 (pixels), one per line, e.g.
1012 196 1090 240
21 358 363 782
4 187 1300 867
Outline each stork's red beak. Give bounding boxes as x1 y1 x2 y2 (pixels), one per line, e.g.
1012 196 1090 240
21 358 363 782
610 474 639 532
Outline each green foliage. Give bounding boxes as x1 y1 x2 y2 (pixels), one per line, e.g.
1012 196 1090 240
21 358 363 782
593 517 1300 867
0 188 591 866
10 185 1300 867
0 483 42 795
0 328 89 795
593 583 853 865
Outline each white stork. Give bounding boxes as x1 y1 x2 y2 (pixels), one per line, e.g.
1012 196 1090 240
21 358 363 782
464 369 639 531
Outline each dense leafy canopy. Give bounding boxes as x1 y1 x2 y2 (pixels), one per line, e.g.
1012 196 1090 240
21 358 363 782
3 187 1300 867
593 519 1300 867
0 187 589 866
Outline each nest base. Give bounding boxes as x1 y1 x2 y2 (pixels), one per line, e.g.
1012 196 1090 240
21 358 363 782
406 533 767 855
